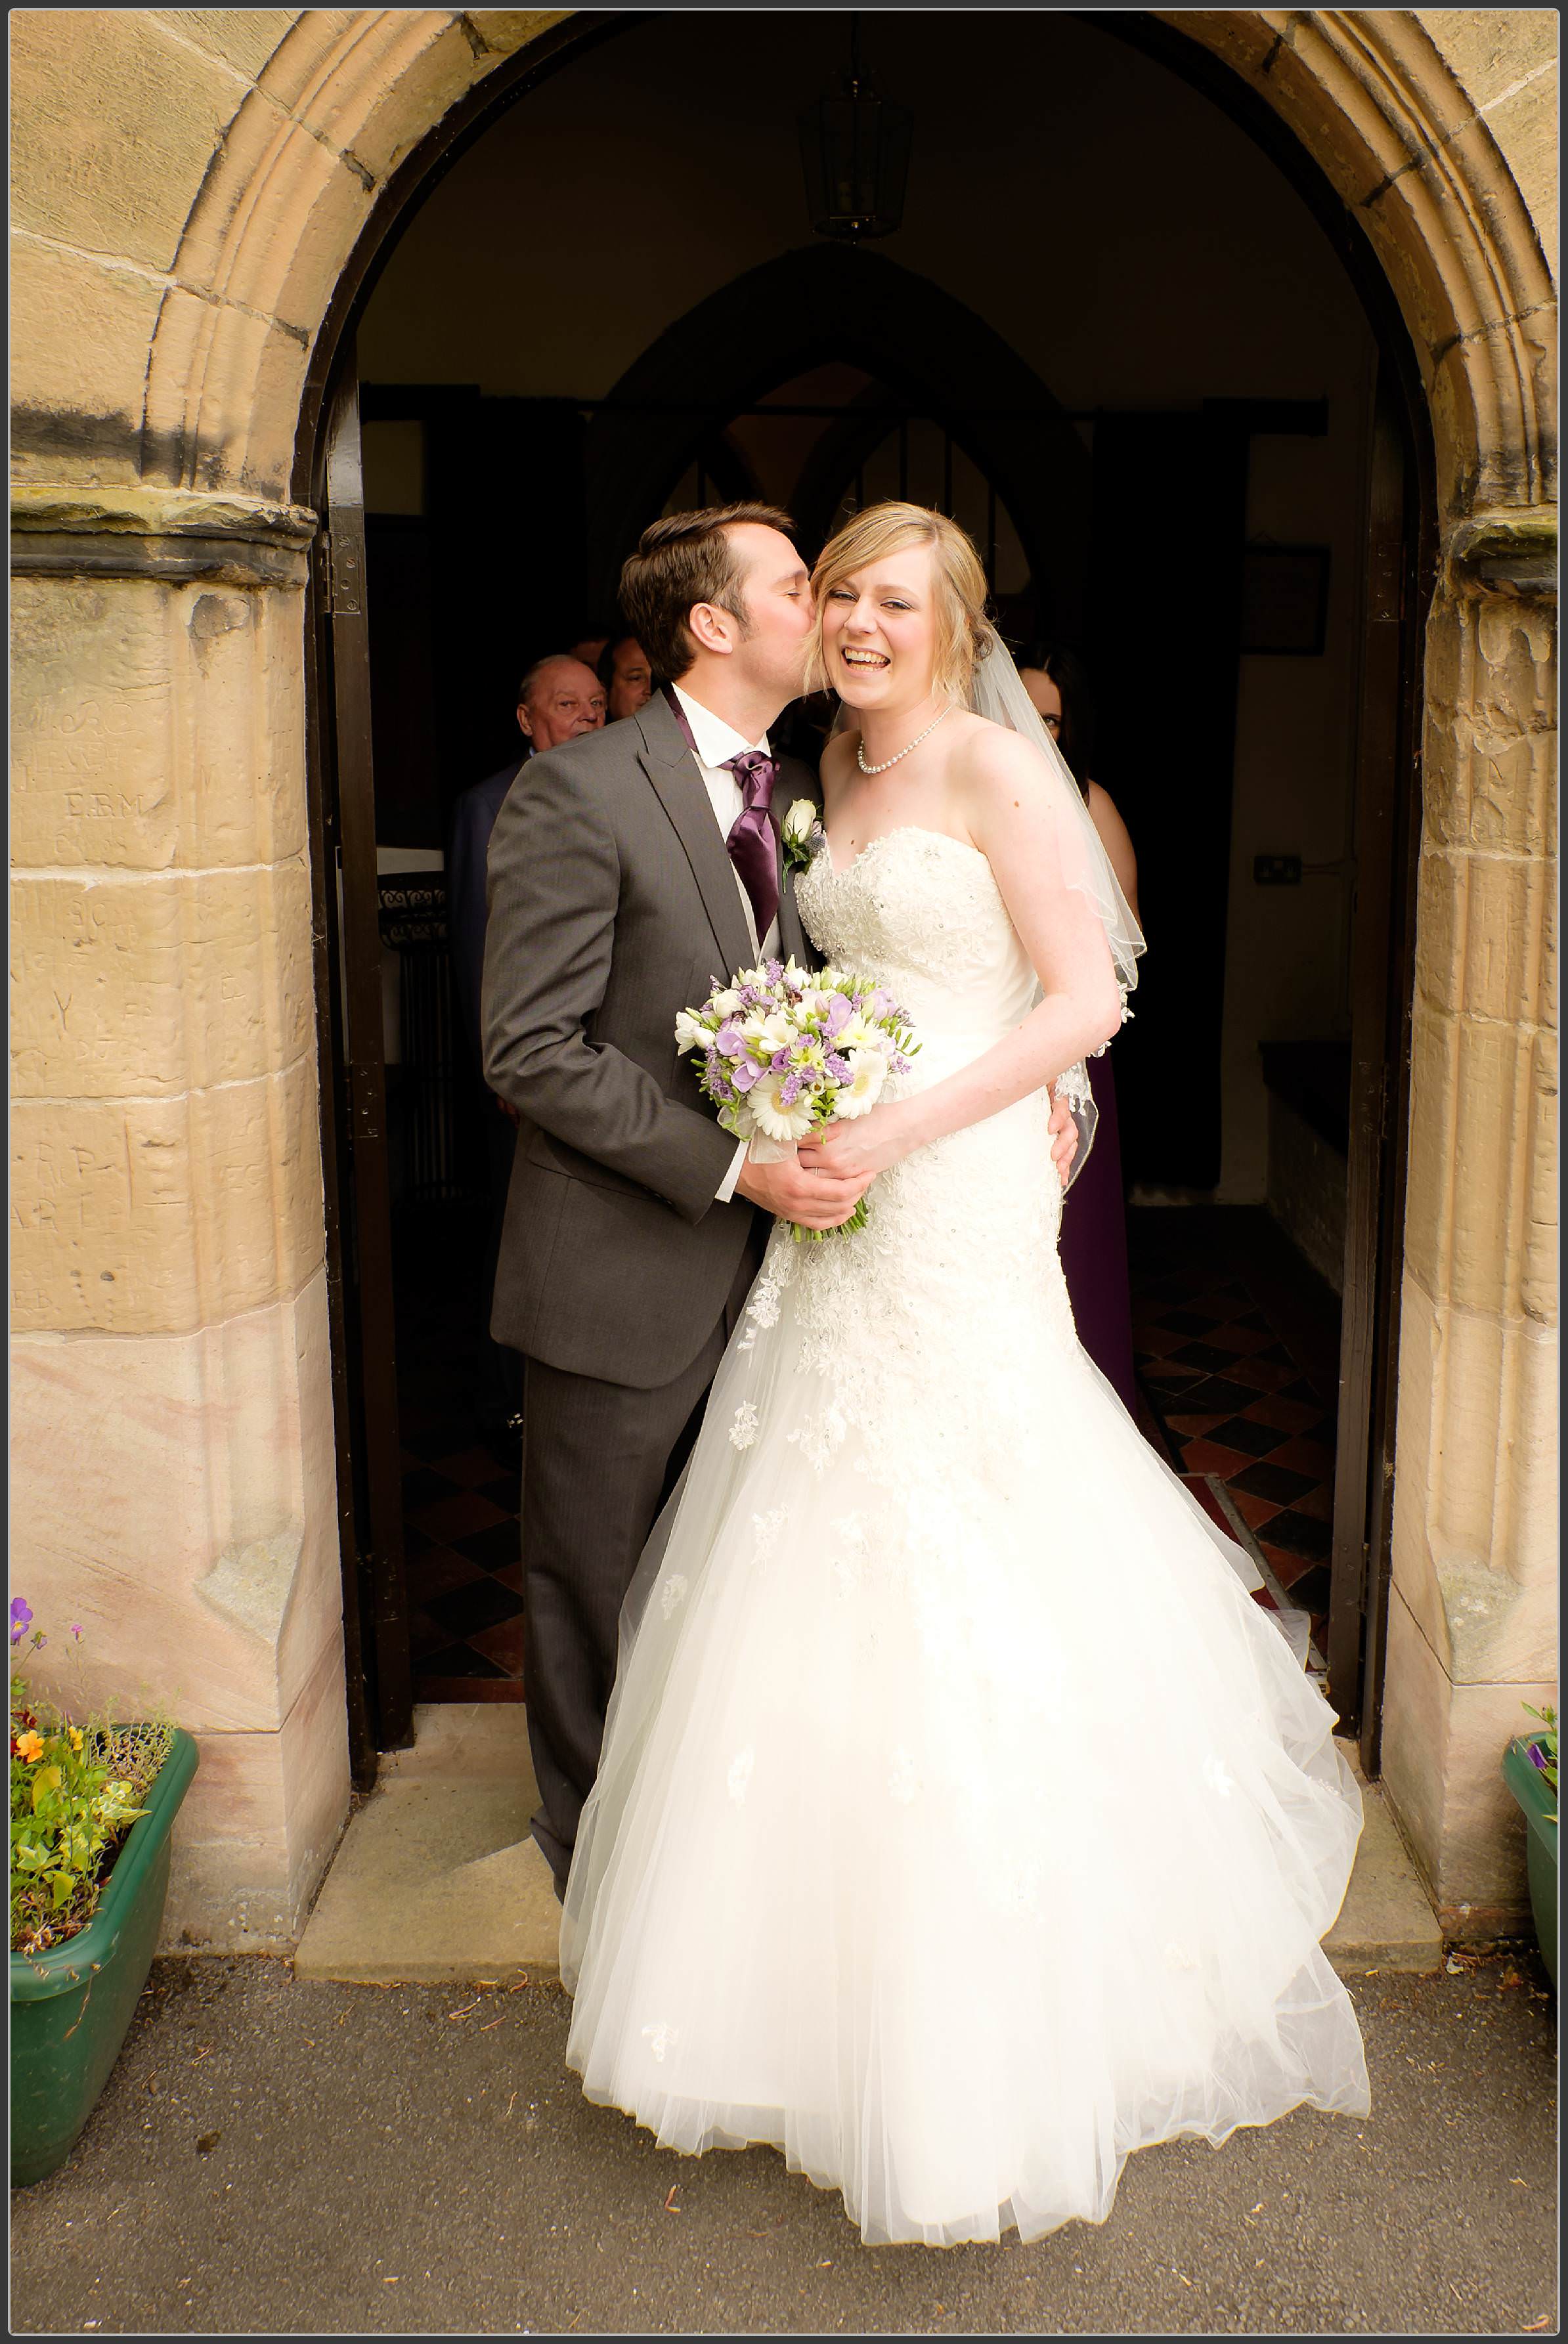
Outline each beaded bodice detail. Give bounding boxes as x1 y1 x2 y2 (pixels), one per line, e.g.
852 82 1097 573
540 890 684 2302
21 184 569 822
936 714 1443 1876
795 827 1041 1058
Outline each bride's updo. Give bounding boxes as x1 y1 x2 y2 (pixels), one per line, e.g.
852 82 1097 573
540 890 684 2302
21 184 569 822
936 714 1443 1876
807 502 994 701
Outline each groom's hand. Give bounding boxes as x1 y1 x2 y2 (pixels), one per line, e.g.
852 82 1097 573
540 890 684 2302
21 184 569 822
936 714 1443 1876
735 1153 873 1230
1049 1091 1079 1188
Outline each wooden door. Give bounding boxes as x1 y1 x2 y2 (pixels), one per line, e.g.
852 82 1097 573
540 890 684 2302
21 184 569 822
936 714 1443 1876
1326 366 1421 1756
313 355 415 1754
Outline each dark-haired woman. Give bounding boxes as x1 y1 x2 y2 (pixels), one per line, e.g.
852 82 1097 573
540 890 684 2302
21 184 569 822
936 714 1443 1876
1018 644 1140 1415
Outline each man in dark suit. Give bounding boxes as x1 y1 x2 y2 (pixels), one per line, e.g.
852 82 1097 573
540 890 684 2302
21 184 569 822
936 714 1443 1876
448 654 607 1452
482 506 878 1893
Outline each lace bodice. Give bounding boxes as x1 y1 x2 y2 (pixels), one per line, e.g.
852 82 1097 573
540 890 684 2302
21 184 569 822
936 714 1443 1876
796 827 1041 1074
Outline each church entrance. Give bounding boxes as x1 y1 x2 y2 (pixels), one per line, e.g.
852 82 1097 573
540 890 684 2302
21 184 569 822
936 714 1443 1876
299 9 1431 1785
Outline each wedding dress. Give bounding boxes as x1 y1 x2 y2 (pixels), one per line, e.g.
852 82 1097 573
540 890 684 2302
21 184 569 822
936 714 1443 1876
559 824 1370 2249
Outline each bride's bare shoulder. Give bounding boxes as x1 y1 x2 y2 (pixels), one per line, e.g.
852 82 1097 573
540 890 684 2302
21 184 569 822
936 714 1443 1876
947 710 1043 798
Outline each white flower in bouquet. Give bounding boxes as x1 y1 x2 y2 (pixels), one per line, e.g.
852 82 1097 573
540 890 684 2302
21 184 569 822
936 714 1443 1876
752 1009 797 1054
830 1048 888 1119
749 1072 819 1143
831 1010 877 1054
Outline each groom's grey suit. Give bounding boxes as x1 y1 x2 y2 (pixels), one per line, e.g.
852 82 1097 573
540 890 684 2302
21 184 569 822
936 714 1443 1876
482 689 818 1885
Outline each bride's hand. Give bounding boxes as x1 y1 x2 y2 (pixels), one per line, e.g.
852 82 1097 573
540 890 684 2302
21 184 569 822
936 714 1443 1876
796 1099 914 1184
1047 1090 1079 1188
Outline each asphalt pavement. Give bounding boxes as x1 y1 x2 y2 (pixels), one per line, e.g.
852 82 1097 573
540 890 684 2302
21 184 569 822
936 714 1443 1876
9 1951 1557 2337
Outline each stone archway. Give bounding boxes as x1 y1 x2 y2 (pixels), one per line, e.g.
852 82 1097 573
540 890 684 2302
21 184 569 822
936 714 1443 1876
10 9 1556 1945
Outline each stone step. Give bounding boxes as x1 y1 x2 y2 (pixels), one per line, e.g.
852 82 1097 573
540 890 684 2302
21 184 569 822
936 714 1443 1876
1325 1735 1445 1975
294 1710 1443 1986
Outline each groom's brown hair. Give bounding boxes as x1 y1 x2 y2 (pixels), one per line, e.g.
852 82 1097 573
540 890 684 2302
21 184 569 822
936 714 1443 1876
620 502 796 685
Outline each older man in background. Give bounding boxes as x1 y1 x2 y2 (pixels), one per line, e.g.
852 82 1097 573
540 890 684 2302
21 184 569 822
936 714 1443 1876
447 654 606 1457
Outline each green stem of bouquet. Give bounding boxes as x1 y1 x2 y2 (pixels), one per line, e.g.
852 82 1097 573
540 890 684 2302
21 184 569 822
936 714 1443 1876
790 1196 870 1244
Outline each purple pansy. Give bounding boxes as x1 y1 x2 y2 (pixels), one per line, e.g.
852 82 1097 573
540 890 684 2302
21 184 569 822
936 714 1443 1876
10 1596 33 1646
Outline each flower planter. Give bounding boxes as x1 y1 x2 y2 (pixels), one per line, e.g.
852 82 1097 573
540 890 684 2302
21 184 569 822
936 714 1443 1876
10 1727 199 2186
1502 1735 1557 1989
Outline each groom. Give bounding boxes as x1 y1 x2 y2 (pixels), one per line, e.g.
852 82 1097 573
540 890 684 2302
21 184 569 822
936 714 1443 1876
483 502 1078 1894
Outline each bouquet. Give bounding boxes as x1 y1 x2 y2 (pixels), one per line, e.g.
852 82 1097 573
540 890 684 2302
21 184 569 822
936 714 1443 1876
676 955 919 1239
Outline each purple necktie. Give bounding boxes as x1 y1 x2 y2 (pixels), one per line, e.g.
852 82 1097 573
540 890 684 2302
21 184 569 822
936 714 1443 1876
664 688 779 944
722 749 780 944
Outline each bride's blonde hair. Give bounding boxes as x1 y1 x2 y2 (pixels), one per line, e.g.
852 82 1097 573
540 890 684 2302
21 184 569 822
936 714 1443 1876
807 502 993 701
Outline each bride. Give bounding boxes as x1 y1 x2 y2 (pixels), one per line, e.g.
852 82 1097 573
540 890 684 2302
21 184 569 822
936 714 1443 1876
558 501 1370 2247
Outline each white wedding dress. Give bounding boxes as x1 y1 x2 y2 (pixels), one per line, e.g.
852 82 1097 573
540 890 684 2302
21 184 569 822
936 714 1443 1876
559 825 1370 2247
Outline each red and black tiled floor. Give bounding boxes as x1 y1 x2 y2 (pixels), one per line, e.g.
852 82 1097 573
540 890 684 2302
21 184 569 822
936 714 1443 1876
401 1414 525 1701
1128 1221 1338 1661
395 1202 1341 1700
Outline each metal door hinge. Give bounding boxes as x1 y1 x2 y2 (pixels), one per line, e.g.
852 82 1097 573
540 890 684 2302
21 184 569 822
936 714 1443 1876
316 530 363 617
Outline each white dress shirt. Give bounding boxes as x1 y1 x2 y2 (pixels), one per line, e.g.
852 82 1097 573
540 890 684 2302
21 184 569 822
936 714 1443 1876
671 684 780 1205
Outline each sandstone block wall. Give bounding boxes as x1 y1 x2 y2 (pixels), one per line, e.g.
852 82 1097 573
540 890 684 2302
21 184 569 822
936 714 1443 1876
9 555 348 1947
1379 577 1557 1935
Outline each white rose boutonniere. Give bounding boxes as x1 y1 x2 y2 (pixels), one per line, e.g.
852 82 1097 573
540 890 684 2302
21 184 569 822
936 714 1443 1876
781 798 824 876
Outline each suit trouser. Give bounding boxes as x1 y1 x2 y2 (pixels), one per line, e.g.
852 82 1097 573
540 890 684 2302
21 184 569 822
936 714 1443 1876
520 1225 768 1888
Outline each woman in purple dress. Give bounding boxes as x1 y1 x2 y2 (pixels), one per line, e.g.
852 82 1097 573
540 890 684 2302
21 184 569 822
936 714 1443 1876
1019 644 1141 1414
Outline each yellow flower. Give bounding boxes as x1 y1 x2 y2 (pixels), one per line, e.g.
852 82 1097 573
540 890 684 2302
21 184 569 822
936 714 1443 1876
14 1731 45 1762
68 1727 83 1751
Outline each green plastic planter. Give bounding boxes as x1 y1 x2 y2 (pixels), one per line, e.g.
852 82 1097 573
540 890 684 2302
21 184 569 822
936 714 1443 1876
11 1727 199 2186
1502 1734 1557 1990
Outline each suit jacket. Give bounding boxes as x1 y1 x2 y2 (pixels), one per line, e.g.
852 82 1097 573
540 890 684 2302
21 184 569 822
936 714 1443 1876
447 756 525 1072
481 692 819 1389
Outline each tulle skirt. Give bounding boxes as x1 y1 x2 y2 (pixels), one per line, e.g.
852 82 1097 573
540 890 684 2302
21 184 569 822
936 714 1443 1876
559 1081 1369 2247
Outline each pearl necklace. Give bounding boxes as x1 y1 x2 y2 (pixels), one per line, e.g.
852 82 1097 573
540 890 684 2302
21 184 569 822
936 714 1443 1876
856 703 951 775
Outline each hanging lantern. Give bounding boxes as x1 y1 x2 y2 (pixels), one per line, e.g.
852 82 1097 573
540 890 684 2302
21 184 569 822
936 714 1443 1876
798 14 913 243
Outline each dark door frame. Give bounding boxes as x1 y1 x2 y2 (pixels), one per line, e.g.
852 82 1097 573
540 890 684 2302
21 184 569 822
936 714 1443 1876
297 9 1437 1778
